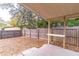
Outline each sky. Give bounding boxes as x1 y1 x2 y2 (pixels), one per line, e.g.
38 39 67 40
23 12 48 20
0 3 19 22
0 8 11 22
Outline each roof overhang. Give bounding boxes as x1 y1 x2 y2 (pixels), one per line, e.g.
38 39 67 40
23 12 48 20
21 3 79 20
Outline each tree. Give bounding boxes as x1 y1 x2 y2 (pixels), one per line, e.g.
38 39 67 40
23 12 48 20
0 23 7 29
36 19 48 28
0 3 19 17
67 18 79 27
0 3 48 29
10 18 18 27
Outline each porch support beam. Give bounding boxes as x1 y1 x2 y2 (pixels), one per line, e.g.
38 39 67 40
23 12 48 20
63 16 67 48
48 20 51 44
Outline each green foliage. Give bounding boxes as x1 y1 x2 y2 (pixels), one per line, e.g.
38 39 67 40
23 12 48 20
0 23 7 29
67 19 75 27
36 20 48 28
17 20 28 29
1 3 79 29
67 17 79 27
50 17 79 27
51 20 64 27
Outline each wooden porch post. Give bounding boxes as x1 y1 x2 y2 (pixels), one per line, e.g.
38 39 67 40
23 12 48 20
63 16 67 48
48 20 51 44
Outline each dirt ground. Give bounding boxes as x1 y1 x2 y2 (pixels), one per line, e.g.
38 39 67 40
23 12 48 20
0 36 47 56
0 36 79 56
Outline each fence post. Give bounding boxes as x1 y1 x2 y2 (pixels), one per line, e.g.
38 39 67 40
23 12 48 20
13 30 14 37
30 29 31 38
37 28 39 47
51 27 53 42
1 30 2 39
37 28 39 40
77 29 78 48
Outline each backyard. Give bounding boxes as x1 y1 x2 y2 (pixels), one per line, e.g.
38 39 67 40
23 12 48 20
0 37 47 56
0 3 79 56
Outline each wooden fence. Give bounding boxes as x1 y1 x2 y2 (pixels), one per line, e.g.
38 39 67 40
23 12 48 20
0 30 22 39
24 27 79 51
24 28 48 40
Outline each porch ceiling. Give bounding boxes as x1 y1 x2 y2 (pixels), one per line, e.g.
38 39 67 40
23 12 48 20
22 3 79 20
